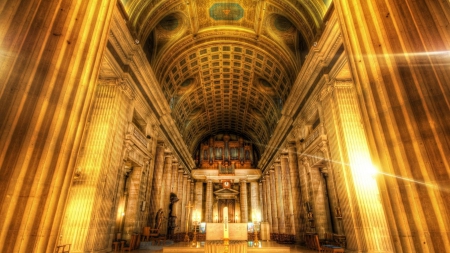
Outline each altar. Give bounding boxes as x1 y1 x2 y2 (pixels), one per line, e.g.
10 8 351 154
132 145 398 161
205 223 248 241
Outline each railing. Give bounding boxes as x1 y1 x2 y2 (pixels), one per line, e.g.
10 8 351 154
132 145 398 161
133 127 148 147
126 123 148 147
304 125 324 148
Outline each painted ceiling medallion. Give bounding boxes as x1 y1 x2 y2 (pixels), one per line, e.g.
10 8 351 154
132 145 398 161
209 3 244 21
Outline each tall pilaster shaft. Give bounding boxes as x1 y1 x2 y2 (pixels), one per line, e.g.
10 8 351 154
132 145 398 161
288 143 301 240
240 180 248 223
262 178 270 225
0 1 116 252
321 81 392 251
194 182 203 220
258 182 264 222
334 0 450 251
274 162 286 234
150 144 165 227
179 175 189 233
175 169 185 231
310 166 328 238
60 82 129 251
205 179 213 223
269 169 278 234
250 182 260 221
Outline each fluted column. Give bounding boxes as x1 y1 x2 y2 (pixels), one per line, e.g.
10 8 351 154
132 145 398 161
263 175 273 231
161 155 173 234
171 162 180 198
269 169 278 234
310 165 329 238
288 143 301 241
194 181 203 221
239 179 248 223
0 1 116 252
250 181 260 221
321 81 392 251
281 153 294 237
259 182 264 222
123 167 145 238
175 169 185 233
59 81 131 251
150 143 165 227
274 162 286 234
205 179 213 222
179 175 189 233
143 159 153 227
335 1 450 251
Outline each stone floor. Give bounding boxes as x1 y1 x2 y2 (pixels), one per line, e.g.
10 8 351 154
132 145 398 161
132 241 319 253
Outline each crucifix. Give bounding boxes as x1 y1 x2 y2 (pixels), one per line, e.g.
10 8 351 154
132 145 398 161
184 201 194 242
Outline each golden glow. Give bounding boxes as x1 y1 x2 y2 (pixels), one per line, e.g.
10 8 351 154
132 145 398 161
192 209 201 224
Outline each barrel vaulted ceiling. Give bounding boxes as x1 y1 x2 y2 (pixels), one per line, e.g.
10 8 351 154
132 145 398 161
120 0 331 157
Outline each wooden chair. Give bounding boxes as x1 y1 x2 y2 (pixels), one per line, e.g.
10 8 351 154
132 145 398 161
122 234 138 252
55 244 71 253
142 227 151 241
148 228 159 245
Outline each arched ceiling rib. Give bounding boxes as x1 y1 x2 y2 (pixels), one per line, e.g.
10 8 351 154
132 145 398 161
121 0 329 159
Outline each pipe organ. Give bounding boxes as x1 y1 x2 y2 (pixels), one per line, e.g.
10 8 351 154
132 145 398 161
196 134 258 171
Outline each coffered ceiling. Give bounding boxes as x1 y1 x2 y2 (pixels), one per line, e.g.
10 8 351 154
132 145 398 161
120 0 330 158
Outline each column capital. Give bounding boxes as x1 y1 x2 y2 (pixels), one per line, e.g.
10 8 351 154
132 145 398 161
240 179 247 183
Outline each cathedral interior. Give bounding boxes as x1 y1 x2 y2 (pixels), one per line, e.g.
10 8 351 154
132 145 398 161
0 0 449 252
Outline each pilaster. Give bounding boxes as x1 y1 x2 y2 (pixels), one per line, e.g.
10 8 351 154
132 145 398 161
150 143 165 227
239 179 248 223
194 181 203 220
321 80 392 251
288 143 301 241
269 168 278 234
250 181 260 222
0 1 116 251
205 179 213 223
274 161 286 234
60 80 130 251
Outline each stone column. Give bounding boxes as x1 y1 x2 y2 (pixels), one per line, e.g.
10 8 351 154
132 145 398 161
205 179 213 223
262 177 270 224
142 159 153 228
334 1 450 251
310 165 329 239
123 167 144 237
274 162 286 234
171 162 180 197
239 179 248 223
150 143 165 227
0 1 116 252
259 182 264 222
179 175 189 233
175 169 185 233
194 181 203 221
59 81 131 251
250 181 260 221
269 168 278 234
281 153 294 237
288 143 301 241
321 81 392 251
160 155 173 234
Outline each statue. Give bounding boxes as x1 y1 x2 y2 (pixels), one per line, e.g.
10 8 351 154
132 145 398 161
155 209 164 230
